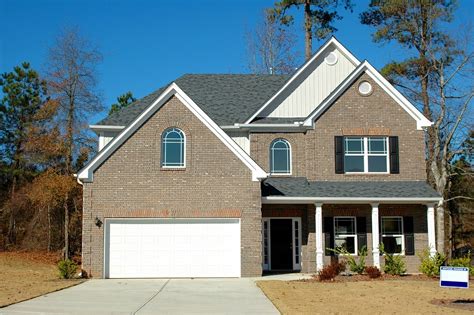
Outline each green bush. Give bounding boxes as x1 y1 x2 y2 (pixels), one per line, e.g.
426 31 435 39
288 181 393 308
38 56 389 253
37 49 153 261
449 252 474 276
380 244 406 275
328 246 367 274
418 248 446 277
58 259 78 279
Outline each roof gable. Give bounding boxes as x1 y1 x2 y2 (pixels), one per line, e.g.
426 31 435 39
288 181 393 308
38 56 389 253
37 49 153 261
77 83 268 182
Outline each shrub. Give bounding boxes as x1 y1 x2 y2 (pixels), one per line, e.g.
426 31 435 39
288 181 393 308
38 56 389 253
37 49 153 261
418 248 446 277
380 244 406 275
58 259 78 279
449 252 474 276
328 246 367 274
318 262 345 281
365 266 381 279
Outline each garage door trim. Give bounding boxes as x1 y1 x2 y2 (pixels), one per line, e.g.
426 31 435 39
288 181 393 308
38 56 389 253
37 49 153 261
103 218 241 278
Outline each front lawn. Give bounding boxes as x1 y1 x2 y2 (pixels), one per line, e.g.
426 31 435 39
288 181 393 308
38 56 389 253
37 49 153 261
257 277 474 314
0 252 83 307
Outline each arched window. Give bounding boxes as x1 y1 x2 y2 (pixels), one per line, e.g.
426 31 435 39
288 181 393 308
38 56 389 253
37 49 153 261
161 128 185 167
270 139 291 174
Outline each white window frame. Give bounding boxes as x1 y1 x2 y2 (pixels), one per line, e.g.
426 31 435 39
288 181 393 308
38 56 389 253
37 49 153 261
344 136 389 174
262 217 301 271
381 216 405 255
161 127 186 168
270 139 292 175
333 216 358 255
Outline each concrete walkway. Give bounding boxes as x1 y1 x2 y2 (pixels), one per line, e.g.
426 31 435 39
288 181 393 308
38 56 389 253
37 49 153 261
1 278 279 315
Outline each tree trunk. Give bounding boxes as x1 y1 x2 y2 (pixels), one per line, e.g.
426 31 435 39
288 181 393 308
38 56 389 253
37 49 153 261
436 200 445 254
304 0 312 60
64 195 69 260
7 177 17 244
65 98 75 174
47 204 51 252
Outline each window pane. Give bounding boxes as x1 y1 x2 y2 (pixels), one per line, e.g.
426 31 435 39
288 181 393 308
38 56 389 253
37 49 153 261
382 217 402 234
382 236 403 254
335 217 355 234
344 156 364 172
345 137 363 154
368 137 386 154
335 236 356 254
164 142 182 165
271 140 290 174
368 156 387 172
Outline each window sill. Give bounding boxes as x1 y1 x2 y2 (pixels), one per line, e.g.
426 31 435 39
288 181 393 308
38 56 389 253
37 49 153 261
269 173 292 177
161 167 186 171
343 172 390 175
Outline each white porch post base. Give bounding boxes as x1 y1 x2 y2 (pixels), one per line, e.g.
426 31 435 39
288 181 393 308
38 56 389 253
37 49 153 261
315 203 324 271
427 204 437 257
371 203 380 268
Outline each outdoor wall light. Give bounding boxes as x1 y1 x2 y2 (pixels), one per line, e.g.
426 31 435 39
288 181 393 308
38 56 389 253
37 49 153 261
95 217 103 228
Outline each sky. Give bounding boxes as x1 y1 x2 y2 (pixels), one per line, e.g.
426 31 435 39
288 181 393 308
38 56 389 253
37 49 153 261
1 0 473 124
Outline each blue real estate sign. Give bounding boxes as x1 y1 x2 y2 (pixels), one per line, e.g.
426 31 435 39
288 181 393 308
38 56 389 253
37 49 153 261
440 266 469 288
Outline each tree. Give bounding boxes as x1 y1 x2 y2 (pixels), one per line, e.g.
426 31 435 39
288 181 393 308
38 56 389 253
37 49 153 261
360 0 473 254
46 28 103 175
108 91 136 115
269 0 353 60
246 10 299 74
0 62 48 244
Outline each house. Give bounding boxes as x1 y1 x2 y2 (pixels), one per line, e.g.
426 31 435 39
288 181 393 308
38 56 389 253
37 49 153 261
77 38 442 278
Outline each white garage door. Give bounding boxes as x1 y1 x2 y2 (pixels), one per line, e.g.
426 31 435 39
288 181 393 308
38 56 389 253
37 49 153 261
105 219 241 278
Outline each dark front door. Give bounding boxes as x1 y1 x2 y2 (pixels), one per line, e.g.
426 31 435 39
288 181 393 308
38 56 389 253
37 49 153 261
270 219 293 270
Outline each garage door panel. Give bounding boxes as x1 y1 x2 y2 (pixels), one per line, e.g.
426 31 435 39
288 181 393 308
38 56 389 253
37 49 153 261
106 219 240 278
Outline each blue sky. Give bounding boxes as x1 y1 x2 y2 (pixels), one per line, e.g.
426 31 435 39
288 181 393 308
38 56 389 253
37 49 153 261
1 0 473 123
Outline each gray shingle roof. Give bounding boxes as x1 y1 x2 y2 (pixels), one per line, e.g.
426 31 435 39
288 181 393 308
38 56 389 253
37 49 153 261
262 177 441 199
96 74 290 127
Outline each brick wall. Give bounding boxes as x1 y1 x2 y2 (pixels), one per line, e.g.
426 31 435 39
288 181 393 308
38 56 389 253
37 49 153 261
82 96 262 278
250 73 427 181
263 203 428 274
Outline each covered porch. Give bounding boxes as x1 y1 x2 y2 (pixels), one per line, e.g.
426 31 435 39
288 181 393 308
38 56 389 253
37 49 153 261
261 178 442 273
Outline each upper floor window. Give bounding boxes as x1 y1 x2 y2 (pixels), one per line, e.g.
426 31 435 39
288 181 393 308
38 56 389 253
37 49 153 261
161 128 185 168
270 139 291 174
344 137 388 173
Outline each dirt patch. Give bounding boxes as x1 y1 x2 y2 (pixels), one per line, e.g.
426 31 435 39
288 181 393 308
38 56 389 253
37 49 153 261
257 278 474 314
0 251 83 307
432 299 474 312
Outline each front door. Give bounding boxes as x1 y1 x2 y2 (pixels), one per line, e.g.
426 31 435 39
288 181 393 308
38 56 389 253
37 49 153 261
270 219 293 270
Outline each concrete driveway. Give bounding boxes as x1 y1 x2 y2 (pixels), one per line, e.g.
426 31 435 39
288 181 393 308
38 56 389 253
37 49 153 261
1 279 279 315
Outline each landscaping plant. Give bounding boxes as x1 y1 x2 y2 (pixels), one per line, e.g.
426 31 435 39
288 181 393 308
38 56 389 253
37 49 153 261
58 259 78 279
329 246 367 274
418 248 446 277
448 251 474 276
365 266 381 279
318 261 345 281
380 244 406 275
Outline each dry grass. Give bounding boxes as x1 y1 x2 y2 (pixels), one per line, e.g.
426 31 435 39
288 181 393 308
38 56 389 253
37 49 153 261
258 278 474 314
0 251 83 307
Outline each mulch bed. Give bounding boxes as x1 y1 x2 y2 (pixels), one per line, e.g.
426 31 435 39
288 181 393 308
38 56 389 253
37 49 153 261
431 299 474 311
301 273 437 283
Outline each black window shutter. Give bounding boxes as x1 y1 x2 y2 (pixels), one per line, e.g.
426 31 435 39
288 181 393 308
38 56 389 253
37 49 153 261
404 216 415 255
389 136 400 174
357 217 367 254
335 136 344 174
323 217 334 256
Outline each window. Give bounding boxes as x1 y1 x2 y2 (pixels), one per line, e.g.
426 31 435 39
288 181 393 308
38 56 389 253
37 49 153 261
270 139 291 174
381 217 404 254
344 137 388 173
334 217 357 255
161 128 185 167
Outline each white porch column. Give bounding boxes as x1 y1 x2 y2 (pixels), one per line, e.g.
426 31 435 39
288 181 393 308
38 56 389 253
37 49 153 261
315 203 324 271
371 203 380 268
427 204 437 257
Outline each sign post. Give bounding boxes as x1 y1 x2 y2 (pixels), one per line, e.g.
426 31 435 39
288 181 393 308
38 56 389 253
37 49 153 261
440 266 469 289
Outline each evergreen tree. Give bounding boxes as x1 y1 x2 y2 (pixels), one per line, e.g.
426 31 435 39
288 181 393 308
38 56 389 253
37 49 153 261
108 91 136 115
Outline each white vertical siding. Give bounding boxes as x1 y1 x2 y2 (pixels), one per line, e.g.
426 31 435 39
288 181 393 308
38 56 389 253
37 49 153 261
262 45 356 118
98 131 118 151
226 131 250 154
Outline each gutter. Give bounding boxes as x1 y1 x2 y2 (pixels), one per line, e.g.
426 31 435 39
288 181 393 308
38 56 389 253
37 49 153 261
89 125 125 134
221 122 311 132
262 196 442 204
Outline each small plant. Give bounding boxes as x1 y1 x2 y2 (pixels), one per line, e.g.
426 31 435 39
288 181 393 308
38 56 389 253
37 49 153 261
318 261 345 281
380 244 406 275
328 246 367 274
365 266 382 279
418 248 446 277
58 259 78 279
449 251 474 276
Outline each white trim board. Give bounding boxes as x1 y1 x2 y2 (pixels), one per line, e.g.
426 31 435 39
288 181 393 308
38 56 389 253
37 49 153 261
302 61 432 130
244 37 360 124
262 196 442 204
77 83 268 182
